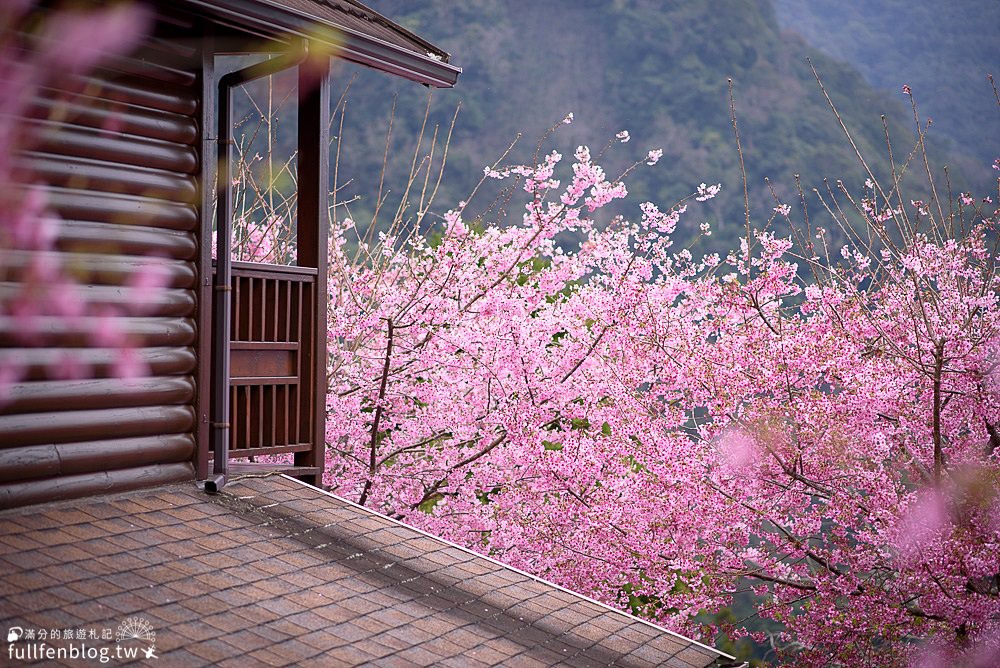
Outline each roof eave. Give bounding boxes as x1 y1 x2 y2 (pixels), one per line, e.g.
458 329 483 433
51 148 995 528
178 0 461 88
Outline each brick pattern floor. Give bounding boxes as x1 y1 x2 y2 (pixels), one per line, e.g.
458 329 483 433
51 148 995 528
0 474 731 667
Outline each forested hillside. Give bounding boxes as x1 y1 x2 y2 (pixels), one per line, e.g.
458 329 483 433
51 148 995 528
772 0 999 168
311 0 990 254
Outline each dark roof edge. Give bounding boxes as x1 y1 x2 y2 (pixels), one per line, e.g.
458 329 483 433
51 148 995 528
179 0 460 88
277 474 736 664
337 0 446 61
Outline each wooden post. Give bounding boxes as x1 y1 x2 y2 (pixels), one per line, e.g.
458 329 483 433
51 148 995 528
295 49 331 487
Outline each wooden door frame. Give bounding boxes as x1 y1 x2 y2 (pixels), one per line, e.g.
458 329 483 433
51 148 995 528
196 35 330 490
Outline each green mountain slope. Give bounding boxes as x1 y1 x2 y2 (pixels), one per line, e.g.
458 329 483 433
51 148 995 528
321 0 985 253
772 0 999 168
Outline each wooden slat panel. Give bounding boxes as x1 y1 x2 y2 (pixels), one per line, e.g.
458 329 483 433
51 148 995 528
20 154 198 202
226 264 316 458
281 279 291 341
281 383 289 445
0 316 196 348
0 434 195 482
231 273 241 340
300 281 314 439
2 376 195 414
1 251 196 288
3 346 196 381
54 222 196 258
0 284 195 318
230 346 297 379
0 406 196 448
253 276 265 341
242 386 251 448
293 281 303 445
0 463 195 510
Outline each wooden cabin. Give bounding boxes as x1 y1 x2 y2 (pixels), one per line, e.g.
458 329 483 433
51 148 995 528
0 0 461 508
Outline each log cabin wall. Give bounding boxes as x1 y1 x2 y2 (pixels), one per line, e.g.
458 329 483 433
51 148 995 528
0 14 204 508
0 1 459 509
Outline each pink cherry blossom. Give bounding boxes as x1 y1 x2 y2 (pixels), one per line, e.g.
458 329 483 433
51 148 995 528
695 182 721 201
324 126 1000 666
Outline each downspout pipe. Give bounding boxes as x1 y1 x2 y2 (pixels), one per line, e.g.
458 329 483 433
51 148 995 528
206 39 310 494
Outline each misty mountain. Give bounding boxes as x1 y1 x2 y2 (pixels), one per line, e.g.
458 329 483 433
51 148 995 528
772 0 999 168
302 0 994 253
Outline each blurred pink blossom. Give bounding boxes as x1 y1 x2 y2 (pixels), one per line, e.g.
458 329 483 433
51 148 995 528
126 258 172 315
718 428 757 473
895 490 948 567
37 3 151 74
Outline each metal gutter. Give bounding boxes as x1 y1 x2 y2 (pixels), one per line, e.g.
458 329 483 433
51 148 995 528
205 40 310 494
178 0 461 88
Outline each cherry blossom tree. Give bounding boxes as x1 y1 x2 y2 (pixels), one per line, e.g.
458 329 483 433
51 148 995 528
325 114 1000 666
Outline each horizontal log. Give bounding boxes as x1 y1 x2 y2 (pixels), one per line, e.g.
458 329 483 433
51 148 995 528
1 346 196 381
28 121 198 174
26 96 198 145
40 186 198 230
1 376 195 415
1 250 196 288
40 73 198 116
0 405 196 448
0 316 196 348
0 463 195 509
56 221 197 259
20 154 197 203
0 283 195 318
0 434 195 482
96 51 198 88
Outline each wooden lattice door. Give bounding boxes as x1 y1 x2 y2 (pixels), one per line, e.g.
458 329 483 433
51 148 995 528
227 262 319 475
203 51 328 492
